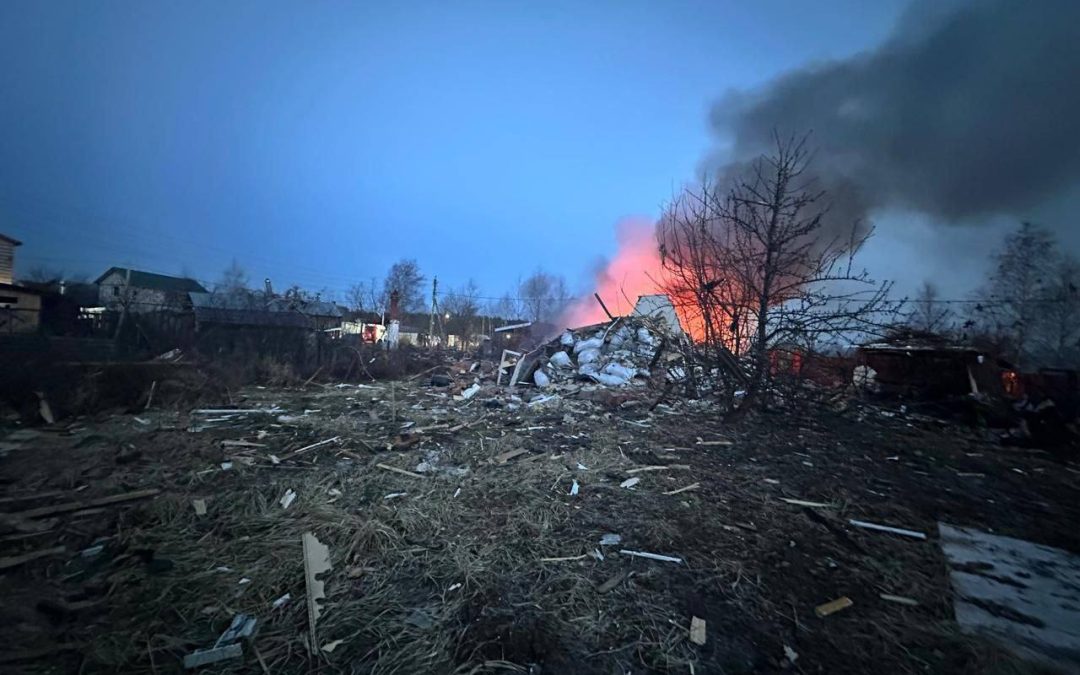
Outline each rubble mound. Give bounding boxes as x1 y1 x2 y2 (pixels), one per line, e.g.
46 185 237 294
530 318 680 389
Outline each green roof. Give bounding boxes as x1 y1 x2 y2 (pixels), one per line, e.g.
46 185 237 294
94 267 207 293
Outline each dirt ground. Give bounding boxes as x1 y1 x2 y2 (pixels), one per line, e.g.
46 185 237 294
1 373 1077 674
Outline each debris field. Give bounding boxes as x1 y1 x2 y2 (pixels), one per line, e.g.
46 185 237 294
1 358 1079 674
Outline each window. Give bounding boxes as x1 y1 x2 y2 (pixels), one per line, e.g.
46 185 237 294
0 295 17 305
113 286 120 296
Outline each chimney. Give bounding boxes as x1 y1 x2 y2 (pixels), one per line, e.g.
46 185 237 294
264 278 273 297
389 289 401 321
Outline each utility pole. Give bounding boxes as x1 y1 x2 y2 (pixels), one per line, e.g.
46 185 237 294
428 276 439 347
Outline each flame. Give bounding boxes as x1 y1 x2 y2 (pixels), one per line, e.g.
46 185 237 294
560 218 707 341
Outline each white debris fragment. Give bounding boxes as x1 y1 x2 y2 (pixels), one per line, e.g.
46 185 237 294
279 489 297 509
784 645 799 663
599 533 622 546
576 462 589 470
573 337 604 354
461 383 481 400
577 348 601 365
220 462 233 470
533 369 550 388
383 492 407 500
570 480 580 496
272 593 291 609
549 351 573 368
620 477 641 489
619 549 682 564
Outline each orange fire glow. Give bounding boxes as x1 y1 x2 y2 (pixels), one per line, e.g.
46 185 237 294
559 218 707 341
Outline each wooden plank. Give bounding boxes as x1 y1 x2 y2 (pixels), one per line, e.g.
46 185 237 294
663 483 700 495
0 545 67 571
815 596 853 617
848 519 927 540
0 490 67 506
879 593 919 606
492 448 530 464
780 498 835 508
10 489 160 520
626 464 691 474
375 463 425 479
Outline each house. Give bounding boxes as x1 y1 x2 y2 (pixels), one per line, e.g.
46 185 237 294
189 291 342 331
857 330 1012 399
0 234 43 334
95 267 207 314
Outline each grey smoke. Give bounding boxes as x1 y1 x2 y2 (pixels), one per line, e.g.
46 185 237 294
707 0 1080 228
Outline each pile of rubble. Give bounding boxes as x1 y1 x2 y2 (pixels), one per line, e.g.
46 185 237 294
517 317 683 390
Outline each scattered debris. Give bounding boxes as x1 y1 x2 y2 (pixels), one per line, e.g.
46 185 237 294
376 463 426 479
663 483 700 495
569 480 580 496
695 438 733 447
492 448 529 464
626 464 690 474
279 489 297 509
848 519 927 540
288 436 341 458
620 477 641 489
780 498 835 508
302 532 332 650
320 639 345 653
879 594 919 606
619 549 683 564
689 616 707 646
783 645 799 663
815 596 853 617
599 533 622 546
272 593 291 609
182 613 257 669
192 498 207 516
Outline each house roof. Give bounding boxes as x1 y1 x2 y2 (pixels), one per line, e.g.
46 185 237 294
0 233 22 246
189 292 342 327
94 267 207 293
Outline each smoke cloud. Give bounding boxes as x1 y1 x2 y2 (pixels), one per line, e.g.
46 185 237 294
707 0 1080 228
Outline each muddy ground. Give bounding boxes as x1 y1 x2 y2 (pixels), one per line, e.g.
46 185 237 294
1 374 1077 674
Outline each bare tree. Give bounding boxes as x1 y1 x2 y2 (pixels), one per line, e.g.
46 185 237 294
442 279 481 319
216 259 249 295
1032 255 1080 368
660 133 894 407
519 270 571 324
383 259 425 313
346 280 384 313
907 281 952 333
488 293 521 322
972 222 1057 368
22 265 64 283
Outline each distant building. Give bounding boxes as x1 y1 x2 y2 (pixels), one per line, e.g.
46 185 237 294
188 291 342 331
95 267 207 314
0 234 42 334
